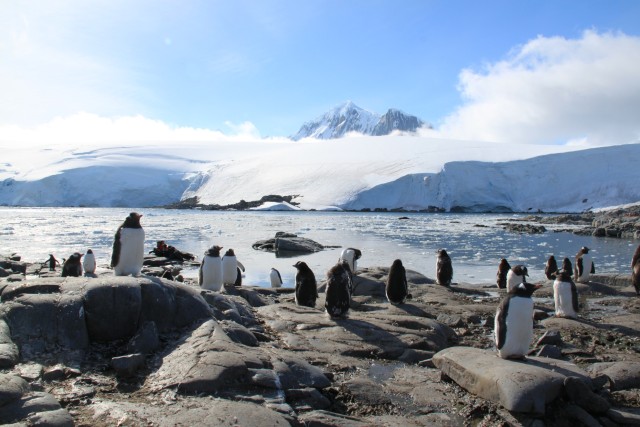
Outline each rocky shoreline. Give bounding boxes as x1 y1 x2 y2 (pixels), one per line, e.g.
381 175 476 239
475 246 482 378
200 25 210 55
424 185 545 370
0 250 639 426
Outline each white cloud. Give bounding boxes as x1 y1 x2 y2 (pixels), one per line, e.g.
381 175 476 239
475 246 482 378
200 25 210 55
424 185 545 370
438 30 640 146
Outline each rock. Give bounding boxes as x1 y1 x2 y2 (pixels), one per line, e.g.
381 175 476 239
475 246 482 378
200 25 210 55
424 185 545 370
606 408 640 425
297 410 369 426
220 321 259 347
0 374 30 407
26 407 74 426
111 353 145 377
432 346 592 415
535 344 563 359
273 357 331 390
42 365 66 382
565 404 603 427
564 376 610 415
587 362 640 391
285 387 331 410
437 314 464 328
253 233 324 254
536 330 563 346
533 309 550 320
398 349 435 364
126 321 160 355
0 392 65 425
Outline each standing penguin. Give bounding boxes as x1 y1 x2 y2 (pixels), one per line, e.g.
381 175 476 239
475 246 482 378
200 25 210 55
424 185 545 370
386 259 410 305
494 281 543 359
111 212 145 276
632 245 640 271
324 262 351 318
61 252 83 277
544 255 558 280
222 249 242 285
506 265 529 292
496 259 511 289
562 258 573 277
632 261 640 296
83 249 96 275
293 261 318 308
553 270 579 318
436 249 453 286
270 268 283 288
339 248 362 274
339 259 354 297
574 246 595 283
199 245 224 291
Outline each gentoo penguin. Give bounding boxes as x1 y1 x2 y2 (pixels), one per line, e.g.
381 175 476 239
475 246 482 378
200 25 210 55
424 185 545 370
506 265 529 292
83 249 96 275
111 212 145 276
494 281 542 359
222 249 243 285
631 244 640 271
324 262 351 318
339 248 362 274
496 259 511 289
574 246 595 283
544 255 558 280
386 259 409 305
270 268 283 288
562 258 573 277
293 261 318 308
632 261 640 296
199 245 224 291
339 259 354 296
553 270 579 318
436 249 453 286
61 252 83 277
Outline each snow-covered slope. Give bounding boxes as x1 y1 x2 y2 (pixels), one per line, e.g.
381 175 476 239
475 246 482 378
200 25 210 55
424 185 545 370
291 101 425 140
1 135 639 212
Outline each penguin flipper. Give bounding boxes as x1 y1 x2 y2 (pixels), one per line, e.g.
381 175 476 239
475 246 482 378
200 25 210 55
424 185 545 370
275 269 283 284
198 259 204 286
111 227 122 268
495 298 509 350
571 281 579 312
590 262 595 274
237 261 245 272
576 258 583 278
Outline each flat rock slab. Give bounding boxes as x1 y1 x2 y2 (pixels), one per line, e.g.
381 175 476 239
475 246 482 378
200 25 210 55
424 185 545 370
433 346 592 415
588 361 640 391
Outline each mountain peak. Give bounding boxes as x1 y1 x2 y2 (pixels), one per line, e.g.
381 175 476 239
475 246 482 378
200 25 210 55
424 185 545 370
291 102 428 140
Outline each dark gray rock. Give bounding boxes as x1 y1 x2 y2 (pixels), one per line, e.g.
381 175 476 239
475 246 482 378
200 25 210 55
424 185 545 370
536 345 563 359
111 353 145 377
565 404 603 427
26 408 74 427
587 361 640 391
126 321 160 355
83 279 141 342
564 376 610 415
42 365 66 382
285 387 331 410
606 408 640 425
220 321 259 347
536 330 563 346
0 374 29 407
0 392 63 425
273 357 331 390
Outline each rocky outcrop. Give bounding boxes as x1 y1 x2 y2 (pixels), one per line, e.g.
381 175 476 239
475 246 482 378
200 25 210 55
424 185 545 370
252 232 325 254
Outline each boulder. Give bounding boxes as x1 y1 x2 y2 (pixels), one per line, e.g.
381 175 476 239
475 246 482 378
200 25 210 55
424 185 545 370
432 346 592 415
587 361 640 391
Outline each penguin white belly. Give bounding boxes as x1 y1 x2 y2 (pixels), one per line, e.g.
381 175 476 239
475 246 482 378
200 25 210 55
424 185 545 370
201 257 223 291
554 280 577 318
340 249 355 272
222 257 237 284
114 228 145 276
270 269 282 288
578 255 592 282
506 272 522 292
83 254 96 274
498 297 534 359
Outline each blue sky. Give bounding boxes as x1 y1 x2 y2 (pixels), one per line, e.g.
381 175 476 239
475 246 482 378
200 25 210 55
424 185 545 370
1 0 640 144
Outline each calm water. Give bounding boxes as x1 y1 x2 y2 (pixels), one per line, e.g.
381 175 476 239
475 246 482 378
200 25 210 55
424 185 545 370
0 207 636 287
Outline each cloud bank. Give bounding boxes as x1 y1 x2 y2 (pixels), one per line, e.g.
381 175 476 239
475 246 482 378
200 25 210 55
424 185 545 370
437 30 640 146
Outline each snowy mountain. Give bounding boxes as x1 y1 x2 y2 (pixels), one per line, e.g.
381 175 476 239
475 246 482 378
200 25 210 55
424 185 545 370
290 101 426 140
2 133 639 213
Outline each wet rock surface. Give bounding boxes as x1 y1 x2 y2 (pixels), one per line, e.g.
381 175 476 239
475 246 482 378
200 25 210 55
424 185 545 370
0 252 638 426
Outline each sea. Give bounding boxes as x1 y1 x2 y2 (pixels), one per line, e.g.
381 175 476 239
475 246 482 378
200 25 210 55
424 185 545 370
0 207 636 288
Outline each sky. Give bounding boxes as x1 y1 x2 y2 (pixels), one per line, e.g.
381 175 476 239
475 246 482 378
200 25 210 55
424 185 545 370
1 0 640 146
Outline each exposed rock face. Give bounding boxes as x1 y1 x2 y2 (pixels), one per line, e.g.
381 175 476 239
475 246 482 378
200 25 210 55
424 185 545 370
252 232 325 254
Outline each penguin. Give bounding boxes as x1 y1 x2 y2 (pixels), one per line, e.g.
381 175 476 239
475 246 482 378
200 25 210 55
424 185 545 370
234 265 244 287
436 249 453 286
632 261 640 296
496 258 511 289
61 252 83 277
631 244 640 271
339 259 354 296
544 255 558 280
553 269 579 318
222 249 242 285
574 246 595 283
562 257 573 277
293 261 318 308
506 265 528 292
199 245 224 291
111 212 145 276
494 281 543 359
324 262 351 318
339 247 362 274
83 249 96 275
386 259 409 305
270 268 283 288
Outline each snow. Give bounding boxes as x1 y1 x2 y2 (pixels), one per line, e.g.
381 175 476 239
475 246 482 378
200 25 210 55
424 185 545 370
249 201 302 211
1 132 639 212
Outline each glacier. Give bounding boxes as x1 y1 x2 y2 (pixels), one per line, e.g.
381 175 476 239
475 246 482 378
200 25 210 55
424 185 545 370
2 133 639 212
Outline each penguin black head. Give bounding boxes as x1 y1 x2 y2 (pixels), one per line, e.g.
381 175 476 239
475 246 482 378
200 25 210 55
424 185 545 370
206 245 223 257
68 252 83 262
555 269 573 283
350 248 363 260
123 212 143 228
511 265 529 279
498 258 510 269
391 259 403 268
224 249 235 257
579 246 589 254
437 249 449 258
87 249 93 254
293 261 310 271
512 281 542 297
